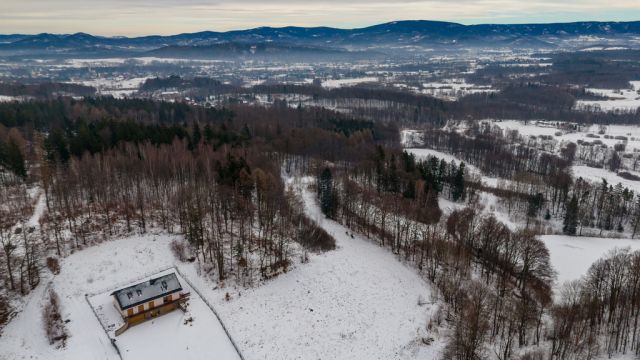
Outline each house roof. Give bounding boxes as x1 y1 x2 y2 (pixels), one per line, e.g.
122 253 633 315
111 272 183 311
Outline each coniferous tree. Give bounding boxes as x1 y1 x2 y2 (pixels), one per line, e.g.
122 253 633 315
318 167 336 219
0 139 26 178
563 195 579 235
452 162 466 202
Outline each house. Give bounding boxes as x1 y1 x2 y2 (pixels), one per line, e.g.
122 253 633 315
111 272 190 335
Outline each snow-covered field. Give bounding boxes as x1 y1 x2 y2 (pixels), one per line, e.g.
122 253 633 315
0 234 197 360
217 178 443 359
404 148 473 169
576 81 640 112
0 95 17 102
88 269 241 360
572 165 640 192
540 235 640 288
65 57 228 67
72 76 150 98
483 120 640 150
404 147 510 189
321 76 378 88
0 177 442 360
421 79 496 100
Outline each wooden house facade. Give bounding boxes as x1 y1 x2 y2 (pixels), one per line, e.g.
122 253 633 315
111 272 190 335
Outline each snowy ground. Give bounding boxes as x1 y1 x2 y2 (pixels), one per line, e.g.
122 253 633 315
540 235 640 289
210 177 443 359
321 76 379 88
0 177 443 360
0 95 18 102
572 165 640 192
88 269 241 360
576 81 640 112
71 76 151 98
0 234 192 360
480 120 640 151
420 79 496 100
404 147 507 188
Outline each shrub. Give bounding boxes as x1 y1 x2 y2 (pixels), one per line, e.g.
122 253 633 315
46 257 60 275
42 289 68 348
0 295 12 330
170 239 188 262
518 349 545 360
297 215 336 251
618 172 640 181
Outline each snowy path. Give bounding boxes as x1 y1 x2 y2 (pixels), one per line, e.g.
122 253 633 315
27 192 46 228
212 178 441 359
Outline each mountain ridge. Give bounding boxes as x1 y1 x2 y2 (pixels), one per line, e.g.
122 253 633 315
1 20 639 57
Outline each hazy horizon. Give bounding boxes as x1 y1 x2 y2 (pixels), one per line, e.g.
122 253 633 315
1 0 640 36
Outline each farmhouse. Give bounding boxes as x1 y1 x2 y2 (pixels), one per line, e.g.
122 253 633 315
111 272 190 335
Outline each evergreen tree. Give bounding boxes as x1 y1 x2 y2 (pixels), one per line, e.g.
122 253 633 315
387 154 400 193
44 129 70 164
203 124 214 144
563 195 579 235
0 139 26 178
192 123 202 146
318 167 336 219
527 193 544 218
451 162 465 202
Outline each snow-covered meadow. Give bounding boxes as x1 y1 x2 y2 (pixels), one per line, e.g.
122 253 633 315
0 176 443 360
321 76 379 88
420 79 496 100
576 81 640 112
88 268 241 360
73 76 151 98
541 235 640 288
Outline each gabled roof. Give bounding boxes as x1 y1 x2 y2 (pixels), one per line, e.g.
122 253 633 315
111 272 182 310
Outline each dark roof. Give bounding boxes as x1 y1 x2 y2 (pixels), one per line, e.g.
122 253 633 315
111 272 182 310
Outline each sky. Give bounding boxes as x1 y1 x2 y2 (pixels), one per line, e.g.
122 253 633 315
1 0 639 36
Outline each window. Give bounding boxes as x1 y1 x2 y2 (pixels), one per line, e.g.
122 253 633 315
136 289 142 296
161 281 167 290
126 292 133 299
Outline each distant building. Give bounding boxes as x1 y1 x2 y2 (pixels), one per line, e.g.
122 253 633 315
111 272 189 335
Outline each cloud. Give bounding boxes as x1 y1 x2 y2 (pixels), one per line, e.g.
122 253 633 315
0 0 639 35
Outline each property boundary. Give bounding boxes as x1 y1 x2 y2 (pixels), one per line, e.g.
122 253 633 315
84 264 245 360
173 266 246 360
84 293 123 360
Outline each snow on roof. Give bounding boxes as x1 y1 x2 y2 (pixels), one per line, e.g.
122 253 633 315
111 272 182 310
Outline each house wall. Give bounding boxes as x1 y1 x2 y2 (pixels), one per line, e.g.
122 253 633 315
115 291 181 318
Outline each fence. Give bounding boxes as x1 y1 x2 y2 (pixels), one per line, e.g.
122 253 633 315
84 293 123 360
173 266 247 360
83 264 246 360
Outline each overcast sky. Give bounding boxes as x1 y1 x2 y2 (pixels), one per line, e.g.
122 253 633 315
1 0 639 36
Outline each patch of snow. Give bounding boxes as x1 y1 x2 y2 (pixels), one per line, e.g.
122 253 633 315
572 165 640 192
540 235 640 288
321 77 378 89
0 95 18 102
88 269 241 360
576 81 640 112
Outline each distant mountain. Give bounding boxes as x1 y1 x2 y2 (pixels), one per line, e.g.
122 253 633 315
0 34 28 44
145 42 378 61
1 20 639 58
